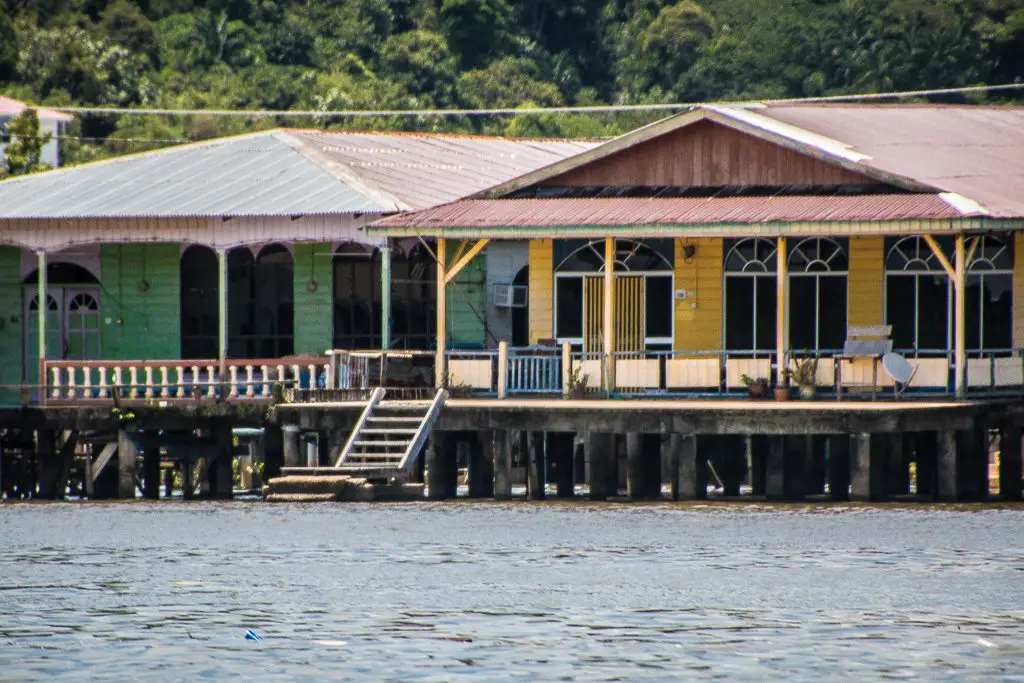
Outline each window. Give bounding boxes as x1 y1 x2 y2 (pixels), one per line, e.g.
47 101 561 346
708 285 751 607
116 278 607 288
788 238 848 352
553 239 673 349
180 245 219 360
965 235 1013 352
885 237 952 352
228 244 294 359
724 238 777 353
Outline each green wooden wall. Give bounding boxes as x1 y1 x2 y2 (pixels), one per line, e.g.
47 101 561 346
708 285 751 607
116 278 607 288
447 255 487 348
100 244 180 360
0 247 23 405
292 242 333 355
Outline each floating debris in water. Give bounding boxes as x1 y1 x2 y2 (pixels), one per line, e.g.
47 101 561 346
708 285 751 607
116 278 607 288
245 630 263 641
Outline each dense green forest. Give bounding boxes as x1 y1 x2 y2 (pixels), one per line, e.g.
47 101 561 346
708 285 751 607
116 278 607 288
1 0 1022 164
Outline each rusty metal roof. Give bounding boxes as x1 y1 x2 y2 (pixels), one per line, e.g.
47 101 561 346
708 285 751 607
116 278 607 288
751 104 1024 218
0 129 596 219
372 194 969 232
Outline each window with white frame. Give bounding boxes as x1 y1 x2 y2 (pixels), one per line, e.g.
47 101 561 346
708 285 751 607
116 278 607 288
788 238 848 353
724 238 777 353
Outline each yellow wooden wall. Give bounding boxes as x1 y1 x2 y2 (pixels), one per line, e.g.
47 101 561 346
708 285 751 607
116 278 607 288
1015 233 1024 348
847 236 885 327
528 239 554 343
674 238 723 351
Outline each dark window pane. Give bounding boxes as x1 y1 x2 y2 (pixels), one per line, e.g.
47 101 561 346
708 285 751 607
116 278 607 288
789 277 816 351
755 277 777 352
645 276 672 338
886 276 916 349
725 277 753 351
555 277 583 338
982 273 1012 350
966 274 982 351
918 275 950 350
818 277 847 350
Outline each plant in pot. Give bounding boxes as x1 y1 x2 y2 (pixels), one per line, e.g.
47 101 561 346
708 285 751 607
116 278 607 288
789 358 819 400
566 365 590 399
740 374 769 399
773 375 792 401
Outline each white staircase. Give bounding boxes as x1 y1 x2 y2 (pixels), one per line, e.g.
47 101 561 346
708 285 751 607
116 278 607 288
334 387 447 479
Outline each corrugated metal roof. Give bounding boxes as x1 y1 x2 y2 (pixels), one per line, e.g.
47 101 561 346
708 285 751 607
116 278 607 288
372 194 968 231
750 104 1024 218
288 131 596 210
0 130 597 219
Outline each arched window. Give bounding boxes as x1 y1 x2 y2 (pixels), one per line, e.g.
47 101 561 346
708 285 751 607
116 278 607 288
333 243 379 349
65 291 100 359
180 245 219 360
553 239 673 350
228 244 294 358
885 237 953 352
390 242 437 350
789 238 848 352
966 235 1013 351
724 238 777 352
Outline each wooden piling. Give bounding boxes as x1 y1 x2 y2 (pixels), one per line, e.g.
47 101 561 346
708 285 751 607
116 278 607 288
626 432 644 499
142 446 160 500
937 429 958 501
850 433 886 501
765 436 786 501
674 433 705 500
182 458 195 500
750 435 767 496
827 434 851 501
527 431 545 500
35 430 58 499
492 429 512 499
213 423 233 499
999 423 1022 501
163 467 173 498
426 432 457 500
117 430 137 499
550 432 575 499
468 433 494 498
585 432 613 500
263 425 284 481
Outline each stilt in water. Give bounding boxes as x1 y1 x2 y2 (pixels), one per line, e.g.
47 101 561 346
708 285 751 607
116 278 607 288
827 434 851 501
551 432 575 499
117 430 137 499
263 425 284 481
527 431 545 500
999 422 1022 501
585 432 614 501
143 446 161 500
468 432 494 499
492 430 512 500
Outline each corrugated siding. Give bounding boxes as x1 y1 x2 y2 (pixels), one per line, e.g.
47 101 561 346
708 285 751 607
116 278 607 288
0 246 22 405
528 240 554 343
447 254 486 348
848 236 884 327
100 244 180 360
675 238 723 351
292 242 334 355
1015 233 1024 348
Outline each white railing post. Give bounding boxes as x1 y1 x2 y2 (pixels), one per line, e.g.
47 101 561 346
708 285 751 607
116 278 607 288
159 366 169 398
128 367 139 397
562 340 572 398
98 366 108 399
228 365 239 398
205 365 216 398
261 364 271 397
308 363 317 391
276 365 286 393
50 366 62 399
291 364 301 391
497 341 508 399
191 365 199 397
67 367 77 400
245 365 255 397
82 366 92 400
144 367 155 398
113 366 123 397
175 367 184 397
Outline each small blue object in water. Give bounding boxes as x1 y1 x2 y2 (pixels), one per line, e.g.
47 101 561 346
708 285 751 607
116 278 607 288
245 630 263 641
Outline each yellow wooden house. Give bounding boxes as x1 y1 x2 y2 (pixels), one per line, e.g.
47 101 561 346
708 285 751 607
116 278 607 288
370 103 1024 400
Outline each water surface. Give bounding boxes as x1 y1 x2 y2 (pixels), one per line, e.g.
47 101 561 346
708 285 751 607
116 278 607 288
1 502 1022 680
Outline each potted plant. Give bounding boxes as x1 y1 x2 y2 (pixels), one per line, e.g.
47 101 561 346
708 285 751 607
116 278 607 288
773 378 792 401
789 358 819 400
740 374 769 399
566 364 590 399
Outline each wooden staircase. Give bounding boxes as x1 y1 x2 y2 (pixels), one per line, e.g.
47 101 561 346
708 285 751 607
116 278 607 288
265 388 446 501
335 387 447 479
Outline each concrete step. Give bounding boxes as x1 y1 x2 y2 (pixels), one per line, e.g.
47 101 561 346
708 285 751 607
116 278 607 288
353 440 411 448
263 474 374 501
361 428 419 435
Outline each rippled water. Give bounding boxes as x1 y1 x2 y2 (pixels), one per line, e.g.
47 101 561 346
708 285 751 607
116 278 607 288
1 502 1022 681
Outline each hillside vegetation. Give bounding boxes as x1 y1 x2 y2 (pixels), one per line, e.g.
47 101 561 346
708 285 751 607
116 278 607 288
1 0 1022 163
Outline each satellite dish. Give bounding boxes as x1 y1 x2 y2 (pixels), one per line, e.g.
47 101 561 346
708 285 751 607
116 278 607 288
882 352 914 384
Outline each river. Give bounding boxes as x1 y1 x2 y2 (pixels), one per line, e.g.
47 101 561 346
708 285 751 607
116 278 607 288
1 502 1022 681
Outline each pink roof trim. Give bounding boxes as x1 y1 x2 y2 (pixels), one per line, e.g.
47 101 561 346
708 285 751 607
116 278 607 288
0 96 74 122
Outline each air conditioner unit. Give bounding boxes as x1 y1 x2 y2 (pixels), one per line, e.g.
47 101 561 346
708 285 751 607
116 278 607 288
493 283 528 308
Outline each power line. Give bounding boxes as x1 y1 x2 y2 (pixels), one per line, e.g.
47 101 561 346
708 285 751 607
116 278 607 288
1 134 190 144
26 83 1024 119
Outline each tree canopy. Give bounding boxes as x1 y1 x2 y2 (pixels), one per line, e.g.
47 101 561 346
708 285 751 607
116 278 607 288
0 0 1021 166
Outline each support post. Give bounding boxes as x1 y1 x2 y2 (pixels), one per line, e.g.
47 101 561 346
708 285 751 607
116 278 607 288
674 433 704 500
750 435 767 496
381 245 391 350
468 433 494 498
937 429 958 501
626 432 644 499
765 436 786 501
117 429 136 499
37 251 48 398
776 236 788 387
213 423 233 499
603 236 615 392
283 425 301 468
851 433 886 501
585 432 613 500
36 430 58 499
435 238 447 388
954 234 966 397
527 431 545 500
182 458 194 500
263 425 283 482
551 432 575 499
426 432 457 500
1000 423 1022 501
217 248 228 373
497 340 508 399
492 429 511 499
827 434 851 501
143 446 160 500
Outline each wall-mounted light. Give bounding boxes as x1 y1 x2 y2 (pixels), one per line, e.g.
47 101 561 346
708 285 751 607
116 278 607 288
682 243 697 260
307 280 318 293
138 279 149 292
